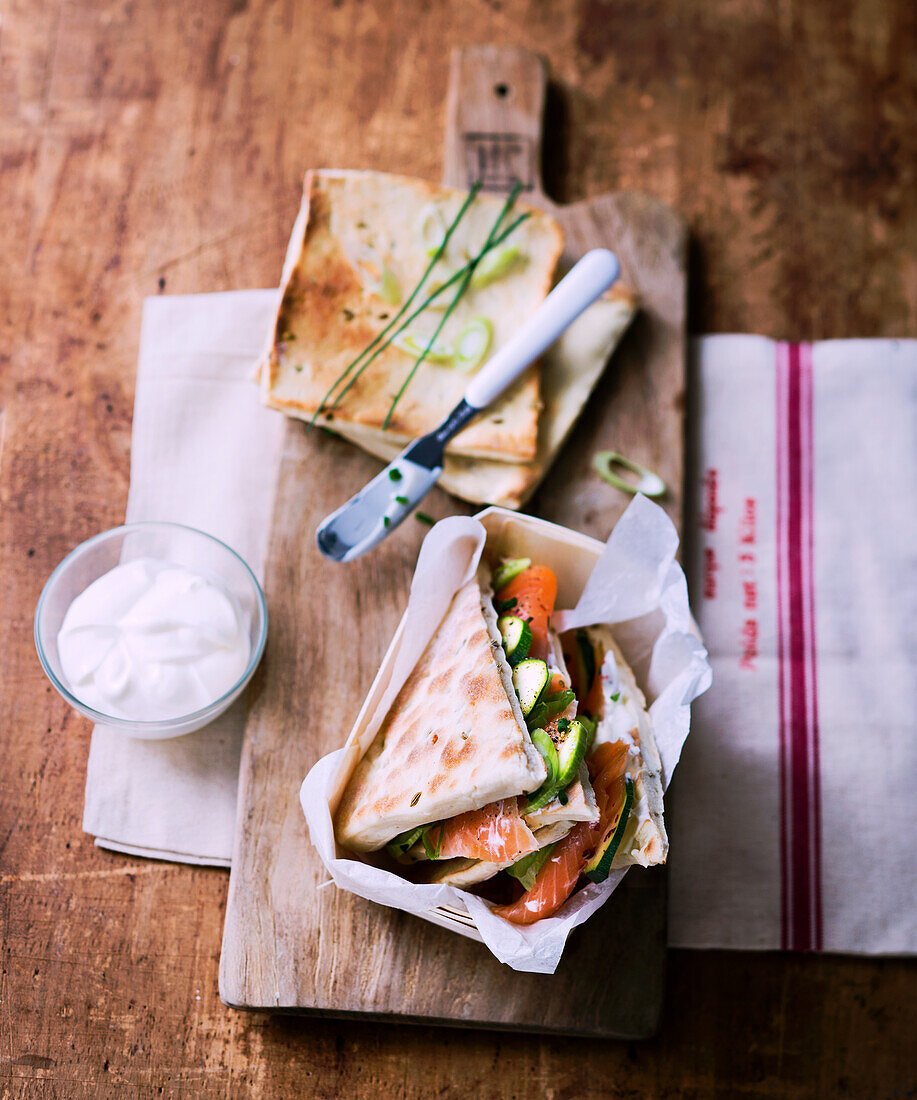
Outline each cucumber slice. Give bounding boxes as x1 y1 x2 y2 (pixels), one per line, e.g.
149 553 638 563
497 615 532 666
491 557 531 592
555 719 590 787
526 689 575 731
529 728 559 787
578 714 597 750
512 659 550 717
583 774 635 884
506 842 557 892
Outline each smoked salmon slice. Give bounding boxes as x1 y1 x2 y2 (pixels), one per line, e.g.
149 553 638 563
491 819 595 925
493 741 630 925
434 798 539 863
495 565 557 662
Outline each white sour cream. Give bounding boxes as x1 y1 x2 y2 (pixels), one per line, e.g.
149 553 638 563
57 558 251 721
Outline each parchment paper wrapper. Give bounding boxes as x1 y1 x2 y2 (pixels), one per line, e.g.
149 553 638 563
300 495 712 973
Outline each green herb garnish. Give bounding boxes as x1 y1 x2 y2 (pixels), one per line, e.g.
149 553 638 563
558 789 569 806
383 516 391 528
506 843 556 892
394 495 409 505
495 597 517 613
382 182 525 428
527 690 575 732
388 468 403 481
415 512 434 526
324 209 531 422
310 182 483 426
385 824 425 860
422 822 446 861
610 691 620 702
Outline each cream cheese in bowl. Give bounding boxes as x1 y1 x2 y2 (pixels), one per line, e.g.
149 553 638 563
36 522 267 739
56 558 251 722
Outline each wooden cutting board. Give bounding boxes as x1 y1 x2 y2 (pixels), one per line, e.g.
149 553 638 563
219 45 686 1038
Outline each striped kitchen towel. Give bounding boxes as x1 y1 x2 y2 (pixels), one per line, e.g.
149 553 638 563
669 336 917 953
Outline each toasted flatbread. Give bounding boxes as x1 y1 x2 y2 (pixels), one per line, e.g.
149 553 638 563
334 573 546 853
261 170 564 463
584 625 668 868
332 284 637 507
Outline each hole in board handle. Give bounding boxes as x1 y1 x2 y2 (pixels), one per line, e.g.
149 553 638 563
494 83 510 98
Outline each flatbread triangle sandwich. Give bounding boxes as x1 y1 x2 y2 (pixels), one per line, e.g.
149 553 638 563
335 556 667 925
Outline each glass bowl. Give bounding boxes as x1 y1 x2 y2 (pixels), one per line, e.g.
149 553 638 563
35 522 267 740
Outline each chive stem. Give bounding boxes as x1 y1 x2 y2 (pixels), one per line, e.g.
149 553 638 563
381 182 524 428
310 182 482 426
325 210 530 417
381 267 474 430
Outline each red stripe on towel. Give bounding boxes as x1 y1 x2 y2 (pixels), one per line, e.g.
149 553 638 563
776 341 790 949
776 342 823 951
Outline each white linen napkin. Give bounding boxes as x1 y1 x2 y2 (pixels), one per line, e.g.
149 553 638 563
84 299 917 955
82 290 285 865
668 337 917 953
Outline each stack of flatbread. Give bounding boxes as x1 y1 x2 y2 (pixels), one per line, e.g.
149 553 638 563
259 170 638 508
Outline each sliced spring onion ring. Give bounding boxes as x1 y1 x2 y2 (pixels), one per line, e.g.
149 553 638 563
592 451 666 498
418 203 448 256
378 265 401 306
470 244 525 288
392 329 454 362
453 316 493 372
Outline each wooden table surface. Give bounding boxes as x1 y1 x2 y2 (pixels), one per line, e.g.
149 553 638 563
2 1 915 1096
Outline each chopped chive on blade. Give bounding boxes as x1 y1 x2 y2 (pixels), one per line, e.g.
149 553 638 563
415 512 434 526
394 495 409 505
310 181 483 426
388 468 403 481
382 516 391 528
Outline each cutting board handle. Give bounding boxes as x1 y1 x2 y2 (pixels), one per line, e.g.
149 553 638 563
442 45 548 200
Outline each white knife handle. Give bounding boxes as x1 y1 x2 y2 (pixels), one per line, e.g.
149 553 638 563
463 248 620 410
